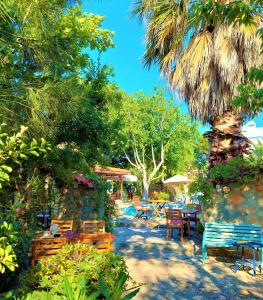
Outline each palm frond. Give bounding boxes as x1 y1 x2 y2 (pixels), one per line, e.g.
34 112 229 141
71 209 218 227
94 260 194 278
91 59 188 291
133 0 262 123
133 0 189 72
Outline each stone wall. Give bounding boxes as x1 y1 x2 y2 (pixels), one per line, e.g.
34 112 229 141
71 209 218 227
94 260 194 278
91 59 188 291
52 184 105 223
203 178 263 227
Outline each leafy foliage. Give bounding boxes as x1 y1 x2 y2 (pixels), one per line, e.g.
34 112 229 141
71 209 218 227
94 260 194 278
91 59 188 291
233 66 263 116
0 0 116 181
19 243 137 298
0 124 51 190
190 143 263 208
106 88 204 198
16 272 139 300
190 0 262 27
0 221 18 274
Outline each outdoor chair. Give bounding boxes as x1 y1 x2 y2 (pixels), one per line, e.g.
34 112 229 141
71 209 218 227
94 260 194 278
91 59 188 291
50 219 74 235
79 233 114 252
165 209 190 242
133 196 152 219
31 237 67 267
81 220 105 234
186 204 201 231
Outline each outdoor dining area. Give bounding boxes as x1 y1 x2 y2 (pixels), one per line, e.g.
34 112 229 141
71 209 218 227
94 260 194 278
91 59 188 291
30 219 114 267
133 196 201 242
123 174 203 242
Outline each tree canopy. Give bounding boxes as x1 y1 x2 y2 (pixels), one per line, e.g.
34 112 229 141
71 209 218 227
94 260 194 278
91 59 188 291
0 0 119 181
106 88 206 199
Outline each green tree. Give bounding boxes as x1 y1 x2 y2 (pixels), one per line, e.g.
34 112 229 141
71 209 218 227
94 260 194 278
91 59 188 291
133 0 262 166
107 88 203 200
0 0 116 181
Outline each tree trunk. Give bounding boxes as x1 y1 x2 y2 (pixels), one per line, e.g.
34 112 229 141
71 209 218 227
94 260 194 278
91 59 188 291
206 111 252 167
142 176 150 201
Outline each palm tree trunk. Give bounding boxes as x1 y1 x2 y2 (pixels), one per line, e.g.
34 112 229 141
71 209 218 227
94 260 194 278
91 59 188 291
206 111 252 167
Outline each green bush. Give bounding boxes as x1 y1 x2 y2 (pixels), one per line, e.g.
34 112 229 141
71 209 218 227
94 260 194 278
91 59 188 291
19 243 131 297
0 221 18 274
159 191 170 200
0 210 37 293
16 272 139 300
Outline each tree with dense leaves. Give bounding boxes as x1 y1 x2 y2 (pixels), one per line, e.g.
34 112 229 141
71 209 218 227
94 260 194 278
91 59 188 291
0 0 116 181
106 88 204 200
133 0 262 166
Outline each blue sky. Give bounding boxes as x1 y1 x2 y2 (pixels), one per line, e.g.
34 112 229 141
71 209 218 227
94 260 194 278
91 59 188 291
83 0 263 131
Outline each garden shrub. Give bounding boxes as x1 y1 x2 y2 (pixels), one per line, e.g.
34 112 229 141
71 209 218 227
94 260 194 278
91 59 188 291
0 209 37 293
19 272 139 300
0 221 18 274
19 243 129 297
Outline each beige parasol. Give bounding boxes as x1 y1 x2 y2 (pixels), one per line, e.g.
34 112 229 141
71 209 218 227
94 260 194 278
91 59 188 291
163 175 190 194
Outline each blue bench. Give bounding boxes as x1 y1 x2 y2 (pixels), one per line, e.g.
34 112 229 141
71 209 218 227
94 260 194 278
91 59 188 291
202 222 263 264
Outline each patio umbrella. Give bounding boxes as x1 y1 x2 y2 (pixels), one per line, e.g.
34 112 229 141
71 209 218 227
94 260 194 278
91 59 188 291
123 175 138 182
163 175 190 184
163 175 190 195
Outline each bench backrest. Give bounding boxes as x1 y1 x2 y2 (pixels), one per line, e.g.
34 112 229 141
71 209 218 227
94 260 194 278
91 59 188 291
79 233 114 252
50 220 74 235
31 237 67 267
81 220 105 234
204 222 263 246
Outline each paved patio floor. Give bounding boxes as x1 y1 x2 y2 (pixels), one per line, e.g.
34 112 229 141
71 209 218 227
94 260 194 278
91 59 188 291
114 217 263 300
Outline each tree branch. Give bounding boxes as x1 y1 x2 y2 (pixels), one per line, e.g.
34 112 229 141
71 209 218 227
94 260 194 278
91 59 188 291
134 146 144 169
132 146 141 169
151 173 164 182
151 145 156 169
124 151 140 170
149 143 164 181
142 147 145 166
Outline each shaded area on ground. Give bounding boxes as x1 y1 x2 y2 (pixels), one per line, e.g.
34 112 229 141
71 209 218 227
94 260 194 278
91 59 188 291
114 217 263 300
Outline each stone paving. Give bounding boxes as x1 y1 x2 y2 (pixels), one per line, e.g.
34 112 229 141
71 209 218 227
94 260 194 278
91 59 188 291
114 217 263 300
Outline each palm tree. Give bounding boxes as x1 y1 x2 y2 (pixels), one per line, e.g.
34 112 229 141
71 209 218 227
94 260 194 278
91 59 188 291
133 0 262 166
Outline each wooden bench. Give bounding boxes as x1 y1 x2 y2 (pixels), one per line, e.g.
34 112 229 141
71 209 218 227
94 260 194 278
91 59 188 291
202 222 263 264
79 233 114 252
81 220 105 234
31 237 67 267
50 220 73 235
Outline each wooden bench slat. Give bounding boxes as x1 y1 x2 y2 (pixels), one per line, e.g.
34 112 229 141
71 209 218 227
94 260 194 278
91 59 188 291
79 233 113 253
31 237 67 267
